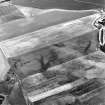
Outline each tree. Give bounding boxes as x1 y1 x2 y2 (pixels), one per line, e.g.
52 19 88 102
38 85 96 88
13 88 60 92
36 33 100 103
38 48 59 73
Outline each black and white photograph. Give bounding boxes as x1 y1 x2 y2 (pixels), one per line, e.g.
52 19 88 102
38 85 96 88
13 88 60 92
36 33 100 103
0 0 105 105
